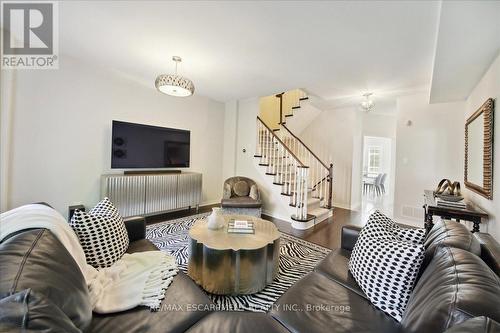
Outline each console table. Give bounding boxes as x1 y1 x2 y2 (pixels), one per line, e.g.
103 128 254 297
101 172 202 217
423 190 488 233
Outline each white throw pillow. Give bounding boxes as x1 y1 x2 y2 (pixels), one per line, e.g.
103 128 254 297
249 185 259 200
367 210 426 244
70 198 129 268
349 218 425 322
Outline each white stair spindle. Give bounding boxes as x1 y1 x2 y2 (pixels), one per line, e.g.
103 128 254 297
287 152 291 194
267 131 271 167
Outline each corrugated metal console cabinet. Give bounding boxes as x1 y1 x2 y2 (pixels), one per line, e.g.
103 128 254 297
101 172 202 217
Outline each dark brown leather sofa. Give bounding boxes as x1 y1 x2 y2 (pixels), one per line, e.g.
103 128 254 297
1 214 499 333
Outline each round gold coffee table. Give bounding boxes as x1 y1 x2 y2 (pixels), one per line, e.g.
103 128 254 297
187 214 280 295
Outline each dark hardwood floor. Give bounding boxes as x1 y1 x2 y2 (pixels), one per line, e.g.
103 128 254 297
263 207 363 249
147 205 364 250
146 203 219 224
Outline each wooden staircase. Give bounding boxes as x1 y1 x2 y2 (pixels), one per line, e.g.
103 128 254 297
255 90 333 229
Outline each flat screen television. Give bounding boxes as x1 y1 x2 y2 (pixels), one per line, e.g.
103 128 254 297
111 120 190 169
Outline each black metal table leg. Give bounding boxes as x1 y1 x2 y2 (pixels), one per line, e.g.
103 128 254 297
472 219 480 233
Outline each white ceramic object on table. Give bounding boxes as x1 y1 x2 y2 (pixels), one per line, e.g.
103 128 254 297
207 207 225 230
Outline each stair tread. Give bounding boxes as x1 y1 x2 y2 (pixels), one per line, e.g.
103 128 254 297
309 207 332 217
289 197 320 208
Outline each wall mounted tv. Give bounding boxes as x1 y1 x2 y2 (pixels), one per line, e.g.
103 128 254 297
111 120 190 169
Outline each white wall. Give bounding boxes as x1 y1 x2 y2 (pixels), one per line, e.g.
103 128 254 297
300 107 361 209
394 93 464 225
222 100 238 181
362 112 397 139
0 70 16 212
299 106 397 210
463 53 500 239
228 98 292 220
2 56 225 217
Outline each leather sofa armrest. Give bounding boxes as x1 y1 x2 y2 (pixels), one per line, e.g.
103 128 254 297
474 232 500 277
341 225 362 251
124 216 146 242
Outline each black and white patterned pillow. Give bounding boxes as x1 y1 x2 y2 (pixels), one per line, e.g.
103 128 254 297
70 198 129 268
90 197 120 218
349 233 425 321
359 211 398 239
367 210 426 244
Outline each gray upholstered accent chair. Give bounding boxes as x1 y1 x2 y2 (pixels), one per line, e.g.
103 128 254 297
221 177 262 217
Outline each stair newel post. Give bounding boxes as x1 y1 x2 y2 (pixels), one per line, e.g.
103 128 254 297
314 160 323 203
302 167 309 219
320 164 324 203
328 163 333 209
316 159 320 200
296 166 309 220
295 166 302 219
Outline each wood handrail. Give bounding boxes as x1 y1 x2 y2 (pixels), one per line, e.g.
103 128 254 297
281 124 329 170
312 175 329 189
257 116 305 167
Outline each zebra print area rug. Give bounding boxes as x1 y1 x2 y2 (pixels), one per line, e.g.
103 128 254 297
146 213 330 312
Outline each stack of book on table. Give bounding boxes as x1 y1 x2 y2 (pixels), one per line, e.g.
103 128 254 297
228 220 255 234
436 197 466 209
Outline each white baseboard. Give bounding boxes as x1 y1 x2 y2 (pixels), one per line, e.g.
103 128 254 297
262 209 292 223
200 200 220 207
333 202 352 210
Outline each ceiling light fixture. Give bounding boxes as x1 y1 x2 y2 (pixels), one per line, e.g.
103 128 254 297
155 56 195 97
360 93 375 112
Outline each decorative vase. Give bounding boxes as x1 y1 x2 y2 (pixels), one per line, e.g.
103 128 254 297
207 207 225 230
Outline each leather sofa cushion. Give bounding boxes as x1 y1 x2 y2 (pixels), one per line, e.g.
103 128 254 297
124 216 147 242
474 232 500 276
185 312 289 333
341 225 362 251
401 246 500 333
0 289 80 333
126 239 159 253
270 271 403 333
89 272 214 333
221 197 262 208
314 248 366 299
423 220 480 269
443 316 500 333
0 229 92 331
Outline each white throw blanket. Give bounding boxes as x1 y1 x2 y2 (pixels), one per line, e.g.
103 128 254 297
0 204 178 313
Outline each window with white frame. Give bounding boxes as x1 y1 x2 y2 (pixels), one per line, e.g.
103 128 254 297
367 146 381 173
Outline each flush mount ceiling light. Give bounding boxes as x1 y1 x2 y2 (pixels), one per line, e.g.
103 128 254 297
155 56 195 97
360 93 375 112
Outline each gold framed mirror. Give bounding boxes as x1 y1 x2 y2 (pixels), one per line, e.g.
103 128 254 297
465 98 494 199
